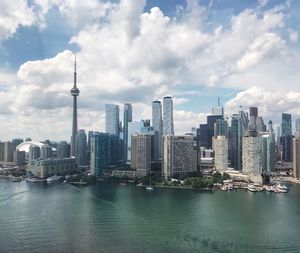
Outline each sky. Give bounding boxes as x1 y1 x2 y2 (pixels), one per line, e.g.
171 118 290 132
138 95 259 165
0 0 299 141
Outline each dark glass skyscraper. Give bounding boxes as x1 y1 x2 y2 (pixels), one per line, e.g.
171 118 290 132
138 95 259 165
90 133 119 177
281 113 292 136
123 103 132 161
152 100 162 160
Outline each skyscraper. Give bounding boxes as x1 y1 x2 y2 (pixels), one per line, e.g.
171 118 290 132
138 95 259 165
281 113 292 136
152 100 163 160
295 118 300 137
163 96 174 135
131 134 152 178
242 129 262 176
214 136 228 172
280 113 293 162
76 129 88 167
256 116 266 133
40 145 52 160
90 133 119 177
127 120 155 161
57 141 70 158
70 54 80 157
105 104 120 137
249 107 258 130
293 137 300 179
163 135 197 180
29 145 40 164
212 97 224 116
123 103 132 161
260 122 275 174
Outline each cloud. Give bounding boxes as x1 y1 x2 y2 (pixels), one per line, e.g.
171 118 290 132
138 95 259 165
0 0 299 140
225 86 300 124
236 33 286 71
0 0 38 40
288 28 298 42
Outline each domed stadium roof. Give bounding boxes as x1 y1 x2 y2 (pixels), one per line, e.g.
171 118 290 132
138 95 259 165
16 141 56 153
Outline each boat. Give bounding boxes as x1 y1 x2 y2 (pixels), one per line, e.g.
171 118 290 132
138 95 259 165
221 185 228 191
265 186 275 192
247 184 257 192
47 175 62 183
276 184 288 193
120 182 127 186
11 177 21 182
145 178 153 191
26 177 40 183
227 184 234 190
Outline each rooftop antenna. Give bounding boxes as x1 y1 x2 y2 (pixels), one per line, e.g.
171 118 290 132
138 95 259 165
217 96 220 106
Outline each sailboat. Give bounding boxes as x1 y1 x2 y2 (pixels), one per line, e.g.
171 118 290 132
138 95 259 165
145 177 153 191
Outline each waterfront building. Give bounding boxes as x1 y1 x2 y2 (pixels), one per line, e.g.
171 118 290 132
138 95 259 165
229 110 248 171
152 100 163 160
123 103 132 161
280 135 293 162
70 54 80 157
213 135 228 172
57 141 70 158
131 134 152 178
4 142 16 164
13 150 26 166
87 131 94 163
127 120 154 162
105 104 120 137
29 145 40 164
40 145 52 160
27 157 77 178
163 96 174 135
90 133 119 177
260 130 275 173
163 135 197 180
75 129 88 167
293 137 300 179
242 129 262 176
0 142 4 162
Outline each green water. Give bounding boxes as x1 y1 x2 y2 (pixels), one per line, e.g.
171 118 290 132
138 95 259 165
1 179 300 253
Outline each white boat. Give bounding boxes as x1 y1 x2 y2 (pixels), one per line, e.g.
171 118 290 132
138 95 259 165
221 185 228 191
227 184 234 190
265 186 275 192
276 184 288 193
247 184 257 192
47 175 62 183
11 177 21 182
26 177 40 183
145 178 154 191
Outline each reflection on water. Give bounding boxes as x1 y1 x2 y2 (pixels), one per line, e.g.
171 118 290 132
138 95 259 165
1 179 300 253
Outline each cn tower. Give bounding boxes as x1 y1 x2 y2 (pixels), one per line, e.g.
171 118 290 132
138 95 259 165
70 54 79 157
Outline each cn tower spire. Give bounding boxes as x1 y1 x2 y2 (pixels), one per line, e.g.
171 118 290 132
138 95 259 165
70 53 80 157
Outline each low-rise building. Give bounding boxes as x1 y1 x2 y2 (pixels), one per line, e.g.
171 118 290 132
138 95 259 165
27 157 77 178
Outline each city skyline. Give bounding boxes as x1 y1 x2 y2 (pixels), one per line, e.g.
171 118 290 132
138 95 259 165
0 0 300 140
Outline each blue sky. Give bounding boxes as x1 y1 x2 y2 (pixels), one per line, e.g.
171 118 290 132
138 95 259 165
0 0 299 140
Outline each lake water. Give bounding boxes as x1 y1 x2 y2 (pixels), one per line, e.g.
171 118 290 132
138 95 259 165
1 179 300 253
